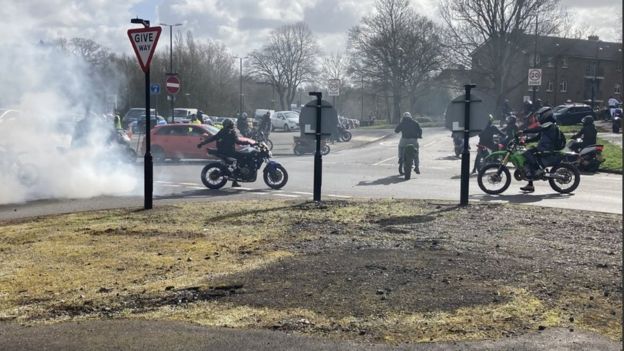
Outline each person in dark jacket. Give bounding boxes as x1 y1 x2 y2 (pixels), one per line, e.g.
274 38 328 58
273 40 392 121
259 112 272 136
569 115 597 153
237 112 250 137
472 115 502 174
501 114 519 144
395 112 422 174
197 119 255 187
518 107 559 192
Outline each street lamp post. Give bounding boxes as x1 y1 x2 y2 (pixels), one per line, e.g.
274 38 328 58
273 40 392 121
234 56 247 116
531 13 539 106
160 22 182 123
591 42 603 110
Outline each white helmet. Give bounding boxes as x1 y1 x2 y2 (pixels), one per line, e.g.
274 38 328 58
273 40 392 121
402 112 412 119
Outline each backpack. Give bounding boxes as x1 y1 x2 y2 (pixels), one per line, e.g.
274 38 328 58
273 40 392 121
554 125 566 150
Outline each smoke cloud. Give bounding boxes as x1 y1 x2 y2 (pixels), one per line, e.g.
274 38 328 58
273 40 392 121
0 17 140 205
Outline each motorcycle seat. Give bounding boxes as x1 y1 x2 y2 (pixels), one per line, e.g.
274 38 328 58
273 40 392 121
207 149 236 164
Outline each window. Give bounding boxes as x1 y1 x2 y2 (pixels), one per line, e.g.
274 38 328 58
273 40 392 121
616 84 622 95
560 80 568 93
561 57 568 68
546 81 553 92
529 54 541 66
546 56 554 68
617 62 622 72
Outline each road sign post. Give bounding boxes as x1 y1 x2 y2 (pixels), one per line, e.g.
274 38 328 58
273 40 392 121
128 21 161 210
166 74 180 123
528 68 542 106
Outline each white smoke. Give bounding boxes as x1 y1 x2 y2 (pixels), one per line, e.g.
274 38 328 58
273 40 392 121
0 32 140 204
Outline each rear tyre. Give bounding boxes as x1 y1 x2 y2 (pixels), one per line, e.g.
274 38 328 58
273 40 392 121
293 145 305 155
264 164 288 189
477 164 511 195
548 163 580 194
201 163 228 189
283 124 290 132
403 158 413 180
321 144 330 156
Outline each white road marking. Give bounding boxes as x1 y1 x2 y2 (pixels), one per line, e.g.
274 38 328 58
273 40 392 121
274 194 300 198
292 191 314 195
327 194 351 199
189 186 206 190
373 156 396 166
180 182 201 186
158 184 182 187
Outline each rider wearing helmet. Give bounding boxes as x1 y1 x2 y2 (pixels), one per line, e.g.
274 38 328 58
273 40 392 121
569 115 597 153
197 118 255 187
518 106 559 192
237 112 250 137
501 113 519 143
395 112 422 174
471 115 503 174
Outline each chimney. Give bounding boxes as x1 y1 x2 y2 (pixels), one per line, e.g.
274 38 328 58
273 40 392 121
588 35 600 41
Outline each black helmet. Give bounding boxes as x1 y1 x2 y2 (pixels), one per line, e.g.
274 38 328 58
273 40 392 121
222 119 234 129
536 106 555 124
581 115 594 126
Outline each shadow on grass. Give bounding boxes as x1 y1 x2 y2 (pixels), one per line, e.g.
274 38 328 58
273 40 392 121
357 175 408 186
471 192 573 204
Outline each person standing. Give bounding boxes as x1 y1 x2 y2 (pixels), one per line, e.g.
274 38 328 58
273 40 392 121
394 112 422 174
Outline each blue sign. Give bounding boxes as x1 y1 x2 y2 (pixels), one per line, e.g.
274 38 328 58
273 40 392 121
150 83 161 95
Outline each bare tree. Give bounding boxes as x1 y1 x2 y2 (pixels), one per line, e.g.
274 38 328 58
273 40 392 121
249 22 319 111
319 52 350 88
439 0 567 113
348 0 445 122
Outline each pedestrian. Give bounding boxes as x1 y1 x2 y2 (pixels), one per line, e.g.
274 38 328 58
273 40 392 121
395 112 422 174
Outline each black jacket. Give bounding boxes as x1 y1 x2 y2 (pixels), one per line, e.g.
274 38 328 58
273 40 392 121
478 122 502 149
523 122 558 152
572 125 597 146
395 118 422 139
198 128 252 155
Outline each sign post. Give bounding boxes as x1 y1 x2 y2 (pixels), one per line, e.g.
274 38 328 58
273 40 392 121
165 74 180 123
328 79 340 111
128 19 161 210
528 68 542 105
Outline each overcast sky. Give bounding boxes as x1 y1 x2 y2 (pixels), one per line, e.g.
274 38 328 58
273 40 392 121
3 0 621 57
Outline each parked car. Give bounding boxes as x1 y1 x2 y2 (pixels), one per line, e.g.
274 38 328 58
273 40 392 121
554 104 595 125
123 108 155 129
143 124 253 162
272 111 299 131
130 115 167 133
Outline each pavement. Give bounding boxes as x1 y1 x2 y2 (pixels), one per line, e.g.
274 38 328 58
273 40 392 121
0 320 619 351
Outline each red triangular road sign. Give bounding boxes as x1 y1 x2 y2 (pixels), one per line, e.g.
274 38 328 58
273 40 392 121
127 27 162 72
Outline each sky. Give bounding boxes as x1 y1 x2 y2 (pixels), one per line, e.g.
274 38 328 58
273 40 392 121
2 0 621 57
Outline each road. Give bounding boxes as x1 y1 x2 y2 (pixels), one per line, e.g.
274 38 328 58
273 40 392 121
0 128 621 220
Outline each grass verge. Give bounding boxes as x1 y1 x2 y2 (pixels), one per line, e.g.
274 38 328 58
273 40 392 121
598 137 622 172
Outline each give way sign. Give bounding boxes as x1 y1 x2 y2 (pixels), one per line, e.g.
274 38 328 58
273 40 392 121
127 27 162 72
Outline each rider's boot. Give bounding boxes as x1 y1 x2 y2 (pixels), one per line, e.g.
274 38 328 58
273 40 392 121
520 181 534 192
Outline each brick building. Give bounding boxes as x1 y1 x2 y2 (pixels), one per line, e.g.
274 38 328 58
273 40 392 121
470 34 622 113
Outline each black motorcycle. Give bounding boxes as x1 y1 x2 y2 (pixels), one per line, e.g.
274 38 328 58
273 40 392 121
293 136 330 156
338 125 352 142
200 143 288 189
563 138 604 173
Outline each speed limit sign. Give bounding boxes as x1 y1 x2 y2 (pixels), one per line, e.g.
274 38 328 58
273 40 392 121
528 69 542 86
328 79 340 96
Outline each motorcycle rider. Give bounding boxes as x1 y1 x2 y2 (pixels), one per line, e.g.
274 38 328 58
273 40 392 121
518 107 560 193
197 118 255 187
259 111 272 136
237 112 250 137
501 114 519 143
395 112 422 174
472 115 502 174
569 115 597 153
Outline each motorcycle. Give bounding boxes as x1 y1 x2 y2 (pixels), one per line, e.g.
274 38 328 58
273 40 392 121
247 129 274 151
337 125 352 142
478 137 580 195
612 108 622 133
472 135 507 173
563 138 604 173
398 143 418 179
200 142 288 190
293 136 330 156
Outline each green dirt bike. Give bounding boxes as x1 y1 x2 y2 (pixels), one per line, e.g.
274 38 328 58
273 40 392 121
398 143 418 180
477 137 580 195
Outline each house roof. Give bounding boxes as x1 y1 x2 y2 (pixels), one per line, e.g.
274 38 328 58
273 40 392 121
524 35 622 61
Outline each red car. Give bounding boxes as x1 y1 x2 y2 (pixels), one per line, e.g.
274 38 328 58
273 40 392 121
142 124 254 162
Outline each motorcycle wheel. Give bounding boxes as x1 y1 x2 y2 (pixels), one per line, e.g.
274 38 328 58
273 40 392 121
321 144 330 156
477 164 511 195
403 158 413 180
513 169 524 181
264 164 288 189
200 163 228 189
341 131 352 142
265 139 274 151
293 145 305 155
548 163 580 194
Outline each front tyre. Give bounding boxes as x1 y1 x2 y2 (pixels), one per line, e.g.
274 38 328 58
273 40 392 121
341 131 352 142
477 164 512 195
548 163 580 194
201 163 228 189
264 164 288 189
293 145 305 155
